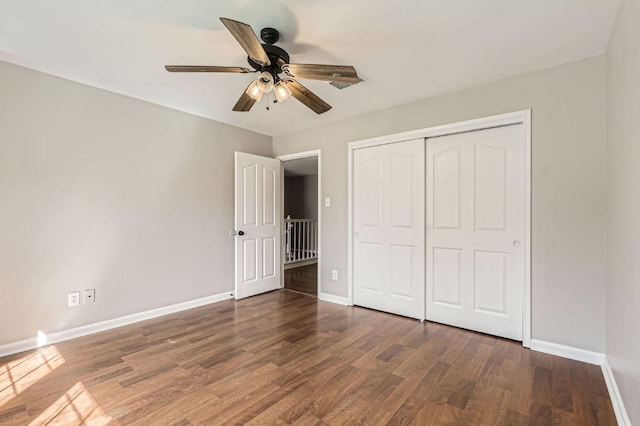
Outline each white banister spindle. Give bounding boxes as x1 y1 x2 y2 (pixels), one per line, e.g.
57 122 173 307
301 221 305 260
294 222 298 262
297 221 301 261
283 218 318 265
308 222 312 259
304 221 308 260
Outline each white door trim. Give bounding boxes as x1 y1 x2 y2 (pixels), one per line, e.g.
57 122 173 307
347 110 532 347
276 150 322 298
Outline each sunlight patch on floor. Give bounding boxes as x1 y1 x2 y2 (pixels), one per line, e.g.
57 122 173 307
29 381 113 425
0 345 65 408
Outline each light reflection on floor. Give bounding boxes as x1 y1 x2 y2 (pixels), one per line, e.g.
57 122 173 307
0 346 65 408
28 381 113 426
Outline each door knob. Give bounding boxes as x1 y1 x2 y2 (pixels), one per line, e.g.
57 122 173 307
232 230 245 236
354 232 359 238
513 240 521 247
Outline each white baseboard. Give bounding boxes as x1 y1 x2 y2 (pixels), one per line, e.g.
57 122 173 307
318 292 350 306
0 291 234 358
530 339 605 365
602 357 632 426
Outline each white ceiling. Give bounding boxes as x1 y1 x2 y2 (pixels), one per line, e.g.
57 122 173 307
0 0 620 136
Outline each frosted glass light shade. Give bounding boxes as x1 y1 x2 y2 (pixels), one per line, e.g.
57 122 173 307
256 71 274 93
246 81 263 101
274 80 292 102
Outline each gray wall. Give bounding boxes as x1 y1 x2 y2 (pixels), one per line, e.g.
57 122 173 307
606 0 640 420
0 61 272 345
273 57 607 353
284 175 318 220
0 55 612 358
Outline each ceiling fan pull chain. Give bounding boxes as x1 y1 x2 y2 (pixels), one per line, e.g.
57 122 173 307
266 91 276 111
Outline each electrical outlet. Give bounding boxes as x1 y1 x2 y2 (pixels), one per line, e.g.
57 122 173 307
85 289 96 303
68 291 81 307
332 270 338 280
324 197 331 208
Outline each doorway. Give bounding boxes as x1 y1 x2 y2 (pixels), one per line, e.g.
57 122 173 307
278 151 321 297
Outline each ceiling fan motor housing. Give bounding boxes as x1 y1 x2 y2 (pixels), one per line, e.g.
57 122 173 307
247 28 290 80
248 44 290 77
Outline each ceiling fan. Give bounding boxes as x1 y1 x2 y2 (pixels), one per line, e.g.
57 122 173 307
165 18 360 114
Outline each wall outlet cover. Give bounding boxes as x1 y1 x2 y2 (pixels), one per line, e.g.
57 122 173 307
85 289 96 303
332 270 338 280
68 291 81 307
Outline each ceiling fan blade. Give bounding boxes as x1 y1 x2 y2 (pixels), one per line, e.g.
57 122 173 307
283 64 359 83
165 65 253 73
232 83 258 112
286 79 332 114
220 18 271 66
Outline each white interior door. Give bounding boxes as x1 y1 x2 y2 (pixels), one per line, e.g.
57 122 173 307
426 125 525 340
353 139 425 320
234 152 281 299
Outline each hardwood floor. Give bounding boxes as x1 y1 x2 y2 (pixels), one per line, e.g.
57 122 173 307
284 263 318 296
0 290 615 425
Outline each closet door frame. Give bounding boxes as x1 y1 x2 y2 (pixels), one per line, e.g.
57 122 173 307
347 110 532 347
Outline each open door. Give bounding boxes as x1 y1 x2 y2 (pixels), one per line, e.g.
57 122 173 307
234 152 281 299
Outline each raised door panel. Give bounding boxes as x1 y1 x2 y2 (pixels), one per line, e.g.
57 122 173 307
432 248 462 308
475 144 507 231
389 154 413 228
243 164 257 226
357 154 383 228
262 167 276 226
262 237 276 279
389 244 413 298
433 147 461 230
243 239 257 283
473 250 508 315
358 243 383 293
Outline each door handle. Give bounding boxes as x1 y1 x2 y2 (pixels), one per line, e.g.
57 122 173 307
232 230 245 236
513 240 521 247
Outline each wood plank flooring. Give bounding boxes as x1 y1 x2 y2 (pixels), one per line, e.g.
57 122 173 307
284 264 318 296
0 290 616 425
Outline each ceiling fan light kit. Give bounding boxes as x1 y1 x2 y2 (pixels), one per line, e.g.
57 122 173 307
165 17 360 114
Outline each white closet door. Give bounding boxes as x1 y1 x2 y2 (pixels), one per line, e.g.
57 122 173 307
426 125 525 340
353 139 425 319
